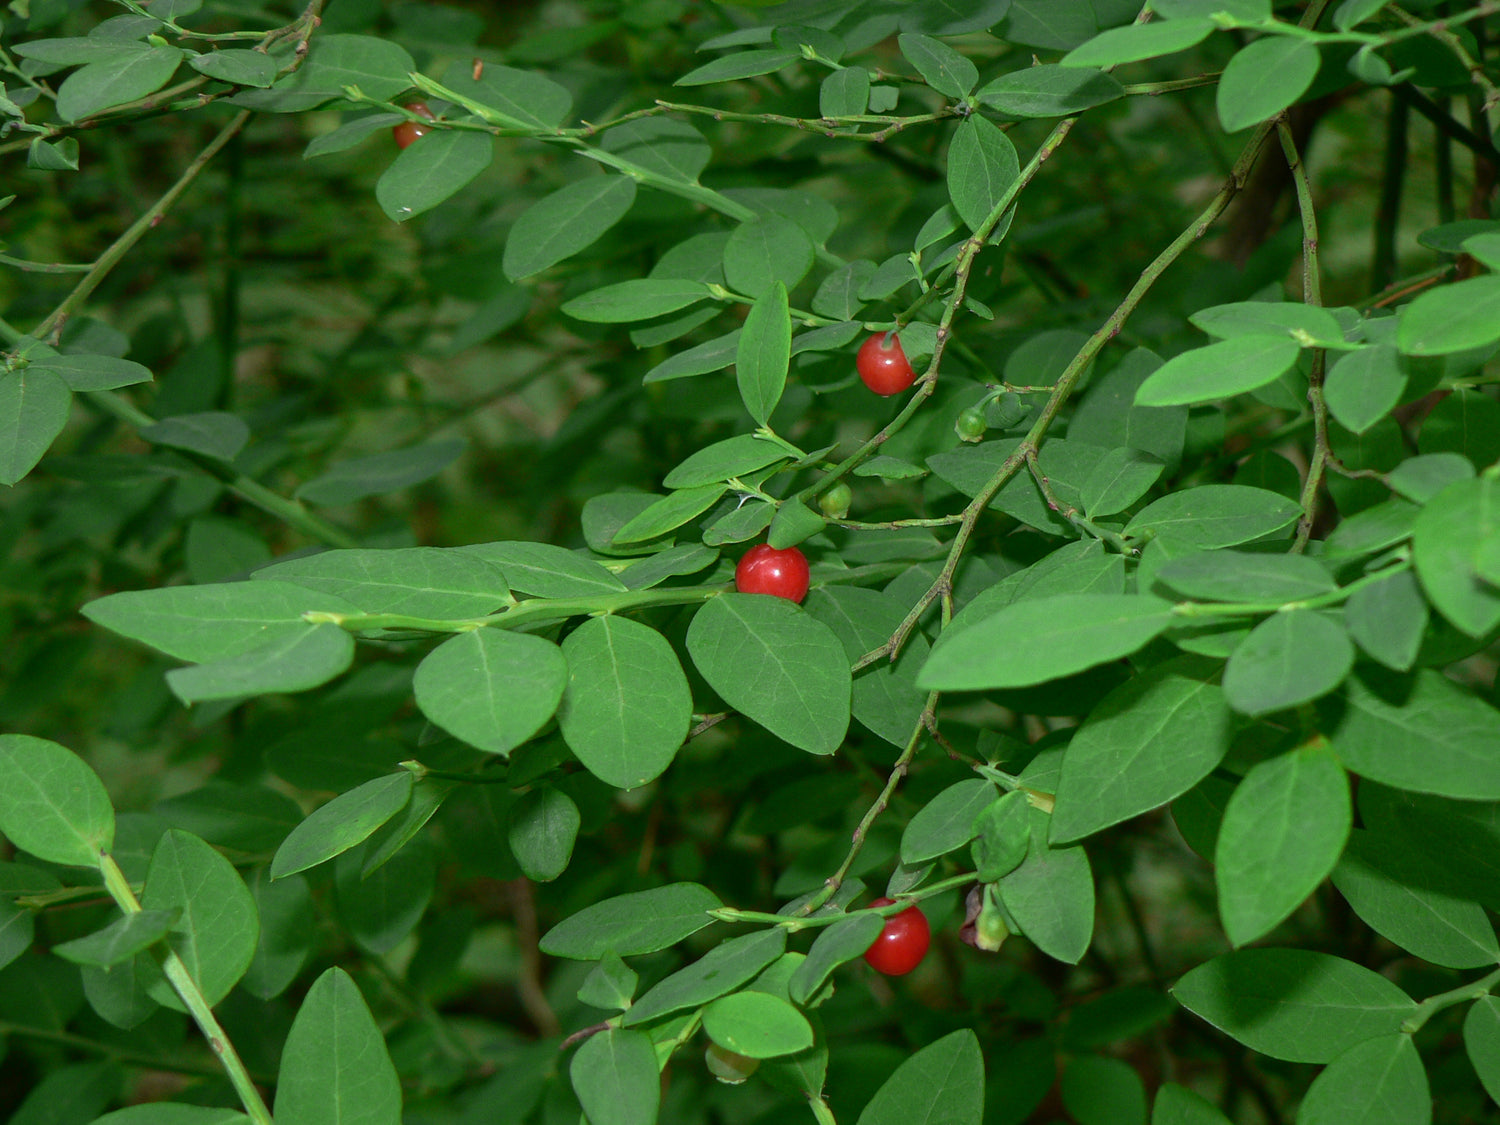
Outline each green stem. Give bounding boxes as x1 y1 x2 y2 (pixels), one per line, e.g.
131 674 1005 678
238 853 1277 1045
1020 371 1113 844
810 1097 838 1125
33 110 252 343
884 111 1287 660
1170 559 1412 619
309 581 732 635
80 390 360 550
1402 965 1500 1033
99 853 273 1125
714 872 976 930
1279 116 1330 554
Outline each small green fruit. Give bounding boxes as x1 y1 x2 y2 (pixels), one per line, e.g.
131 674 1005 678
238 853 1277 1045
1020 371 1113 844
705 1043 760 1084
956 407 987 443
818 481 853 520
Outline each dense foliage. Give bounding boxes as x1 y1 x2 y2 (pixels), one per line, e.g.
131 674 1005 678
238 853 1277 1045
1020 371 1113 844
2 1 1500 1123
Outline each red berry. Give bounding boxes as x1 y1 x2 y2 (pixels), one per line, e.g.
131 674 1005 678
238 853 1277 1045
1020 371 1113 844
862 897 930 976
734 544 810 603
856 332 916 397
393 102 436 150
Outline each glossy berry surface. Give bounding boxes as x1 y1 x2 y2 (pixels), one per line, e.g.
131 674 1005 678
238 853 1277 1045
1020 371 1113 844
393 102 435 149
856 332 915 397
734 544 810 603
863 897 931 976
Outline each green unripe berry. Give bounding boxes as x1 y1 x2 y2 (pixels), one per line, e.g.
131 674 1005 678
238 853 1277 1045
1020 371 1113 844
956 407 988 443
819 481 853 520
705 1043 760 1084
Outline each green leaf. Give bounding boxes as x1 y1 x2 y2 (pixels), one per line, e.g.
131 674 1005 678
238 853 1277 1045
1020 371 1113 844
1172 948 1415 1063
1052 657 1233 843
928 437 1108 535
296 439 465 505
1135 337 1301 407
1079 448 1165 519
999 806 1095 964
1215 743 1350 945
1325 346 1407 434
621 928 786 1026
676 50 800 87
687 594 851 755
1155 0 1270 16
1190 300 1346 343
1296 1034 1430 1125
334 835 434 953
27 137 81 172
436 58 571 129
663 434 791 488
242 868 314 1000
1389 452 1475 505
52 910 177 968
28 353 151 392
188 47 278 87
644 330 741 384
900 779 996 864
788 914 885 1004
1062 19 1215 67
1217 38 1320 133
578 955 639 1011
1327 668 1500 799
724 217 814 299
612 484 725 544
855 1028 983 1125
1153 550 1334 603
140 411 250 461
254 547 508 618
803 586 929 748
1124 485 1301 548
899 33 978 98
154 782 298 855
56 45 182 121
503 175 637 280
1344 568 1427 671
1061 1055 1147 1125
976 64 1124 118
570 1030 659 1125
270 772 414 879
737 282 791 426
376 129 494 223
600 118 710 184
947 115 1019 236
1333 828 1500 969
0 899 34 973
166 622 354 704
971 790 1031 881
919 594 1176 691
703 991 815 1059
91 1106 252 1125
0 735 114 867
540 883 722 959
558 616 692 790
507 785 579 882
820 66 870 116
1221 610 1354 716
10 1063 121 1125
274 968 402 1125
562 278 712 323
1397 275 1500 355
413 629 568 756
1464 996 1500 1105
239 34 414 112
1152 1082 1232 1125
0 367 70 485
82 580 360 664
140 830 258 1009
461 541 626 597
1412 477 1500 637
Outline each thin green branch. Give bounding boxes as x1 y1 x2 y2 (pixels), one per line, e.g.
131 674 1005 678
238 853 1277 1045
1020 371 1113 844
33 110 252 343
1403 965 1500 1033
99 853 273 1125
1280 116 1330 554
